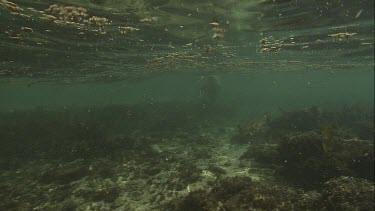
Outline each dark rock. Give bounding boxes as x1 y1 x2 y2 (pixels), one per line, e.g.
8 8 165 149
276 131 374 188
177 162 202 184
319 176 374 211
144 167 162 176
208 164 227 177
60 200 77 211
240 143 279 164
267 106 322 135
276 132 349 188
128 190 144 201
213 176 253 199
163 176 303 211
164 189 219 211
50 185 72 201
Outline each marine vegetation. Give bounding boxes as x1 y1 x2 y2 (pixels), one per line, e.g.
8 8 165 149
0 104 373 210
163 175 374 211
237 105 374 189
321 124 336 153
276 131 374 188
319 176 374 211
263 105 374 140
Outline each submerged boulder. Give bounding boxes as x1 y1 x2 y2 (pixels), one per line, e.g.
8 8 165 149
319 176 374 211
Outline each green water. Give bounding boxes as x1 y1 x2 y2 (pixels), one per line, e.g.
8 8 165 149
0 71 373 114
0 0 374 210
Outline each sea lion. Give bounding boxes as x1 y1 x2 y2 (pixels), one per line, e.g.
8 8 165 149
199 75 221 104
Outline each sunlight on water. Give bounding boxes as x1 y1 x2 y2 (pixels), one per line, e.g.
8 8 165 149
0 0 373 82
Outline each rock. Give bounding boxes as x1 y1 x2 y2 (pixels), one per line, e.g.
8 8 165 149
319 176 374 211
208 164 226 177
240 143 279 164
276 131 374 188
163 176 302 211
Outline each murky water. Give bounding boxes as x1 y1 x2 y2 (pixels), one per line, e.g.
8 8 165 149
0 0 374 210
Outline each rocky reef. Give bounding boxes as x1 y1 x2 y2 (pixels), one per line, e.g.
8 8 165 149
164 174 374 211
0 104 373 210
238 106 374 190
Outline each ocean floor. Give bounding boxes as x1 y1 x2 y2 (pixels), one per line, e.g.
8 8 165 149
0 104 374 211
0 129 254 210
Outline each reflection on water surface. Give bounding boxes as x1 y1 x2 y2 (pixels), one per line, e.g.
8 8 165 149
0 0 373 82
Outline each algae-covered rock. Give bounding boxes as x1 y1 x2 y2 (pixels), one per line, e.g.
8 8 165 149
214 176 253 198
267 106 323 135
240 143 279 164
165 189 219 211
338 139 374 181
271 130 373 188
276 131 350 188
166 162 202 190
208 164 227 178
164 177 254 211
164 176 303 211
319 176 374 211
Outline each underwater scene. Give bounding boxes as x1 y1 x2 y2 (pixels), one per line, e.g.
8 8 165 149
0 0 374 210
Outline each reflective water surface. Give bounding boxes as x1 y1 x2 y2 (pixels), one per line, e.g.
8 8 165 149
0 0 373 82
